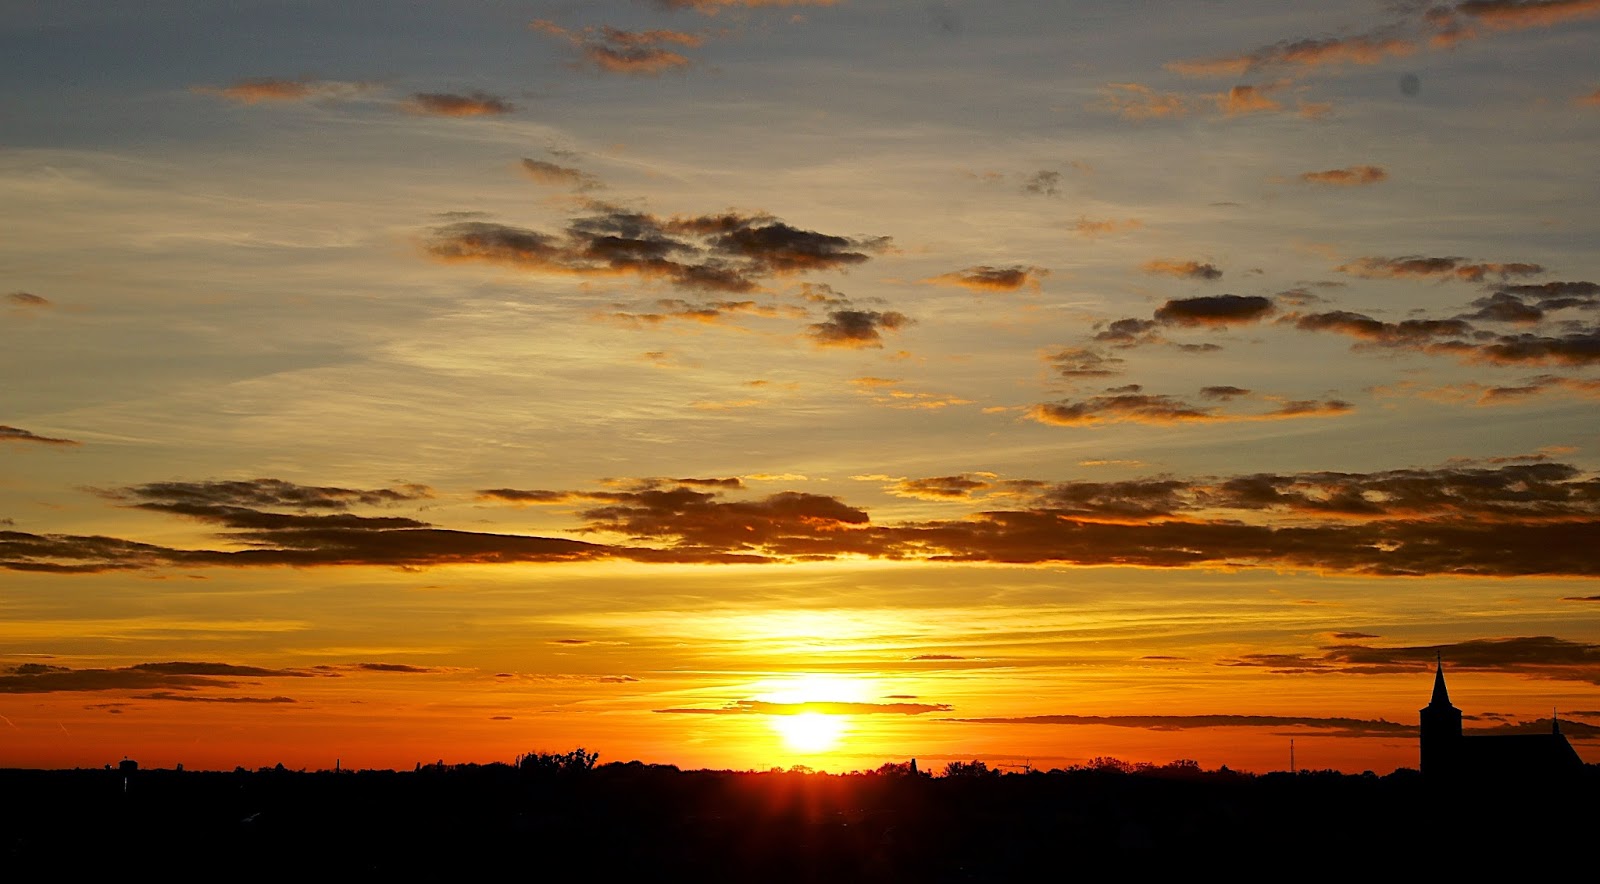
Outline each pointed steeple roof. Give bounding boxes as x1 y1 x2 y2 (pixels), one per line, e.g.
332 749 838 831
1428 652 1454 708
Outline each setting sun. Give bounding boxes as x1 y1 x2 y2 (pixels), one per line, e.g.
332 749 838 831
772 712 848 754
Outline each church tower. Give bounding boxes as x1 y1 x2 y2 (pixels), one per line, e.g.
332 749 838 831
1419 655 1462 778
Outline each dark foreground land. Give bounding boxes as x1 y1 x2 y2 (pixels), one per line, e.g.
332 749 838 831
5 760 1597 876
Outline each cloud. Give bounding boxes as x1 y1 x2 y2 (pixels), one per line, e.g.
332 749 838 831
1465 292 1546 324
1169 32 1418 78
656 699 951 715
1028 394 1219 426
949 713 1414 736
925 265 1048 292
1453 0 1600 31
129 692 296 704
7 292 50 308
351 662 440 673
1027 392 1350 427
520 158 600 190
1291 310 1475 344
192 78 365 104
402 91 515 116
1092 83 1191 120
12 465 1600 577
1 661 309 694
1492 281 1600 310
1142 260 1222 281
1092 318 1160 346
1231 635 1600 685
1337 255 1544 282
910 654 967 661
428 207 888 293
1 425 78 446
1071 217 1142 237
1021 170 1061 196
1153 295 1273 326
649 0 842 13
1047 347 1126 377
1199 385 1251 400
477 488 576 504
1213 83 1285 116
1300 165 1388 186
807 309 912 348
110 478 432 512
531 21 705 75
1580 88 1600 106
891 475 993 501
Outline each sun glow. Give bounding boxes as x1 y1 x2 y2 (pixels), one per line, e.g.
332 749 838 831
772 712 848 753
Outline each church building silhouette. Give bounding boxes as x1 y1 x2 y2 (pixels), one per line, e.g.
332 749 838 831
1419 656 1583 780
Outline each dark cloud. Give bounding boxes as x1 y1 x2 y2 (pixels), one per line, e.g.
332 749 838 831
1300 166 1388 186
112 478 431 512
1331 632 1380 639
807 309 911 348
1021 170 1060 196
1493 281 1600 310
1199 385 1251 400
950 713 1414 736
12 464 1600 577
0 425 78 446
7 292 50 307
129 692 296 704
1231 636 1600 685
1562 595 1600 602
1142 260 1223 280
1337 255 1544 282
1291 310 1474 344
1453 0 1600 31
1477 329 1600 366
1093 318 1160 346
402 91 515 117
1 661 308 694
428 208 886 294
1466 292 1545 324
520 158 600 190
910 654 967 661
1047 347 1125 378
656 700 951 715
352 663 439 673
926 265 1048 292
477 488 575 504
1153 294 1273 326
1027 393 1347 426
892 476 992 501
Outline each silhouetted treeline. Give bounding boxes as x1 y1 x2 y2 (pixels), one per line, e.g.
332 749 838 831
5 755 1596 876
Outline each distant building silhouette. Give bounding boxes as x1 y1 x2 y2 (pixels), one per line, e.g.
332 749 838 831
1419 656 1582 781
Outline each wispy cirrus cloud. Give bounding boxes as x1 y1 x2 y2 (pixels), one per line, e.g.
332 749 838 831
520 158 601 190
656 699 950 715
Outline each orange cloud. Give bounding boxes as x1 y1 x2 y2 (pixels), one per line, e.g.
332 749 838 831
532 20 705 75
1578 89 1600 106
1214 84 1283 116
1455 0 1600 30
403 92 515 116
1 425 79 446
193 78 364 104
1300 166 1388 186
1169 34 1416 78
1071 217 1142 238
1092 83 1190 120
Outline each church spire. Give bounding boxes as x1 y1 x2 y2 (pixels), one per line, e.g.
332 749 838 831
1428 652 1452 707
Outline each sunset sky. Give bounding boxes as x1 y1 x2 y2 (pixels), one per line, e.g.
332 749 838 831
4 0 1599 775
